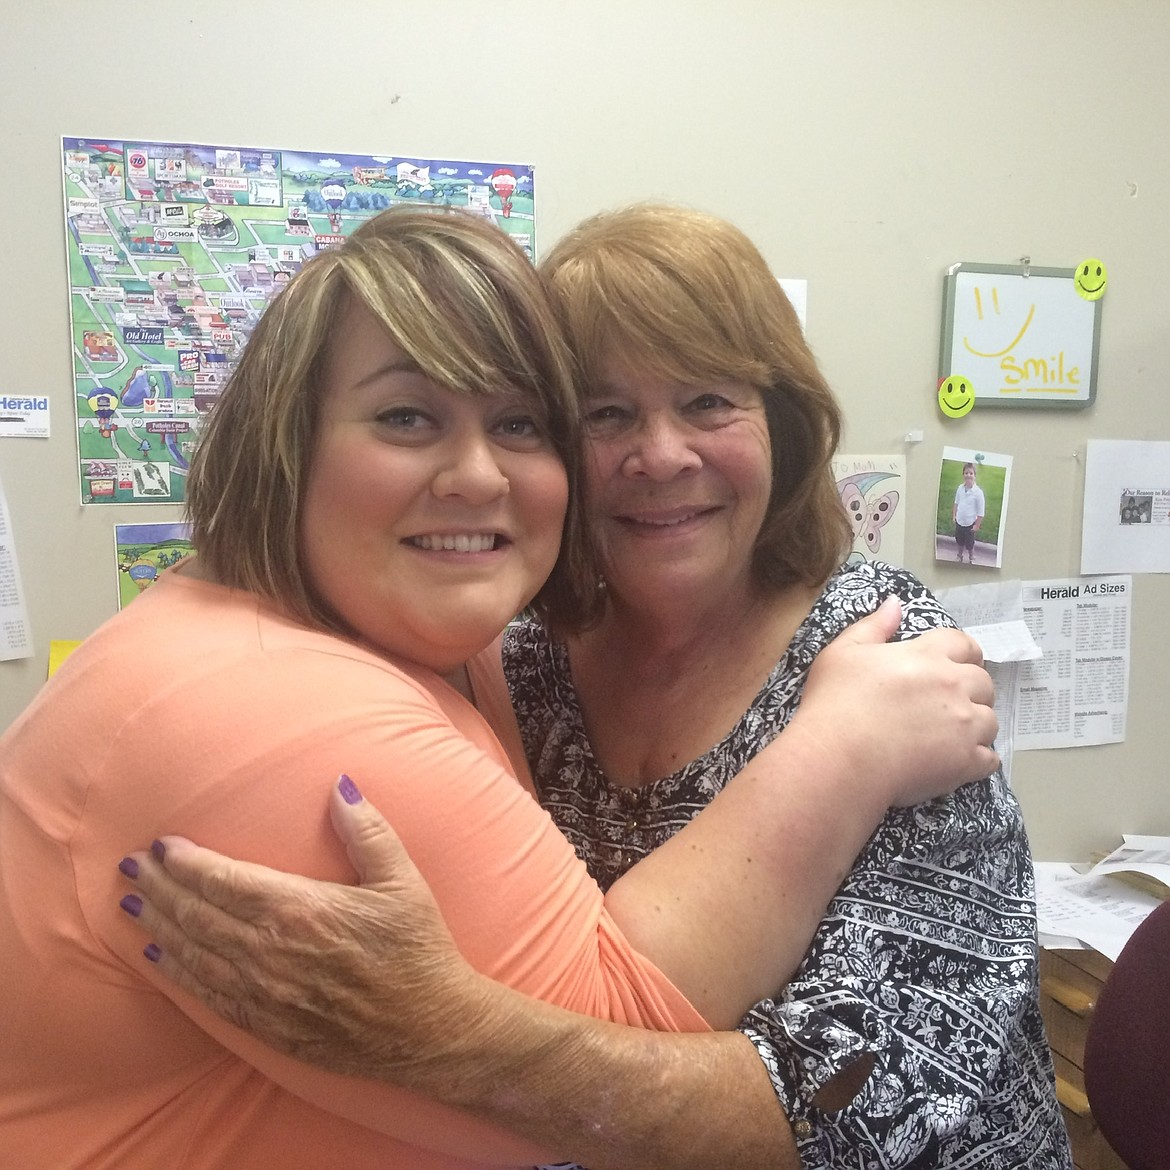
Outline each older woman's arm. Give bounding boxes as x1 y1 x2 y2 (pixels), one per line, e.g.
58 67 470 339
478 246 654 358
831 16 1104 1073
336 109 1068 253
124 787 802 1170
605 598 998 1025
716 567 1067 1168
118 603 995 1164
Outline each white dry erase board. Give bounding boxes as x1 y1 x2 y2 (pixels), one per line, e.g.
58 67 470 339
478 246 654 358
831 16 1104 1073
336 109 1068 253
939 262 1102 409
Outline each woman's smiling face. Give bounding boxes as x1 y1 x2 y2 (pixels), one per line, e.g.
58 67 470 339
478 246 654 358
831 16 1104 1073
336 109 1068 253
299 297 568 672
581 357 773 611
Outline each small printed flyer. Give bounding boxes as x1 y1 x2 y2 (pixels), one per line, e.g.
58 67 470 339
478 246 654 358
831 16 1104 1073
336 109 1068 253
1081 439 1170 574
0 393 50 438
0 473 34 661
1015 575 1131 751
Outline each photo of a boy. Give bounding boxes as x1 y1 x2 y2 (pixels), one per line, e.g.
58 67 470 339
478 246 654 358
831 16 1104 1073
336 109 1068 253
952 462 985 564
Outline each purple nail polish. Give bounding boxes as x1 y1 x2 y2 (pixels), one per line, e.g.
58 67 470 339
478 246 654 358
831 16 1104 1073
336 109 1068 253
118 857 139 879
144 943 162 964
338 774 363 805
151 840 166 863
120 894 143 918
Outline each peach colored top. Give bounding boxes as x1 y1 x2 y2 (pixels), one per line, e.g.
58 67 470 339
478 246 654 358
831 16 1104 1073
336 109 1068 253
0 571 704 1170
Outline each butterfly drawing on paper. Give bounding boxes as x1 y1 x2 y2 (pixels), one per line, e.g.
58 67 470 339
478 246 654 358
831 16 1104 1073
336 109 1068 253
837 471 900 562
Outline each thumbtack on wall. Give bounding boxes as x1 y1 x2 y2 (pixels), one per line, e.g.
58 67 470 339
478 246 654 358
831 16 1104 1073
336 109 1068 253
904 429 925 443
1020 255 1031 278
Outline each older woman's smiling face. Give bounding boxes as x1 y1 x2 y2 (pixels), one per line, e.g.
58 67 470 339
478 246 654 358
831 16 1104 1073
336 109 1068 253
581 358 773 612
299 298 568 673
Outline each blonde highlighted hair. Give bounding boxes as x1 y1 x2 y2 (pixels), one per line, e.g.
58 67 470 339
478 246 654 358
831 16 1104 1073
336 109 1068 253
540 203 850 590
187 206 599 634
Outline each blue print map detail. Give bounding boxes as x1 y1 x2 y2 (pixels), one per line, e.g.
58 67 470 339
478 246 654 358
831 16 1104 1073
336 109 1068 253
62 137 535 505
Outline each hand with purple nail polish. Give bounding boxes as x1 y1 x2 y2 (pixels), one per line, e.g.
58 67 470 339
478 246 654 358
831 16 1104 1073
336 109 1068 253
115 777 472 1079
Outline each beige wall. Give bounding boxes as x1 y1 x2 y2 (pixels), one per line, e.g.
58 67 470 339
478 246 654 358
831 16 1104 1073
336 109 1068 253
2 1 1167 857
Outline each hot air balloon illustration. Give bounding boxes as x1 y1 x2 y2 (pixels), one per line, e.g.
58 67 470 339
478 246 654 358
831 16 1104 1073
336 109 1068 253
87 387 120 439
490 168 516 218
321 181 347 233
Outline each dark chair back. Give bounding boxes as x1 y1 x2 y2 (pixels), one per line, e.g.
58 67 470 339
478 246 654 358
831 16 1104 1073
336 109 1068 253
1083 899 1170 1170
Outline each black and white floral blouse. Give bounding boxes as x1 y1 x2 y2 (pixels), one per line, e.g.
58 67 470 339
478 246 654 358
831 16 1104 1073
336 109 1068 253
505 561 1072 1170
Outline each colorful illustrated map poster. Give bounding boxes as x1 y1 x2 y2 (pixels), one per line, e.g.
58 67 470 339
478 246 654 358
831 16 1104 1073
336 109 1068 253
114 521 194 608
62 137 535 505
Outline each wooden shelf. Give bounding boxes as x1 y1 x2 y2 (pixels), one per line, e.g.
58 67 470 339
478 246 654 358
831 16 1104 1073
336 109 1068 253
1039 949 1130 1170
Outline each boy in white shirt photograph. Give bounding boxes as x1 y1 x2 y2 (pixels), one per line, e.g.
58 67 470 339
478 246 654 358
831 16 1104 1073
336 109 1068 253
952 462 985 564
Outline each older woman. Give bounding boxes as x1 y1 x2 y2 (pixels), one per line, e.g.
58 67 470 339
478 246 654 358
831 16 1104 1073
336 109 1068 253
515 206 1072 1168
1 206 996 1170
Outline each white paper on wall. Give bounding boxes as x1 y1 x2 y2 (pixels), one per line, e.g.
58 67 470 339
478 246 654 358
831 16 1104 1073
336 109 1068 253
0 473 34 661
1081 439 1170 574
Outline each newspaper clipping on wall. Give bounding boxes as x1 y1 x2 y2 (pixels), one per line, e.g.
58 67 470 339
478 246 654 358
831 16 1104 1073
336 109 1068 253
1016 575 1131 750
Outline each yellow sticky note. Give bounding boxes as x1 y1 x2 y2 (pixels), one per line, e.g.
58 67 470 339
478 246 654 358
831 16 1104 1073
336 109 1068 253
48 640 83 678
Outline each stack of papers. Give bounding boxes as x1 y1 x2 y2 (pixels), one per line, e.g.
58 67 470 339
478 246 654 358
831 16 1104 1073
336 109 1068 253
1035 835 1170 961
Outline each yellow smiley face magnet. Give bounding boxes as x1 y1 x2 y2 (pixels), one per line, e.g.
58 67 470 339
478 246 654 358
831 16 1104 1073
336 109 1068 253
1074 258 1107 301
938 375 975 419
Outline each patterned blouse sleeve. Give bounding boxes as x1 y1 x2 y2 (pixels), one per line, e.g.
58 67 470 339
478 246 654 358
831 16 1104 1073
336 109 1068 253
735 563 1067 1169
